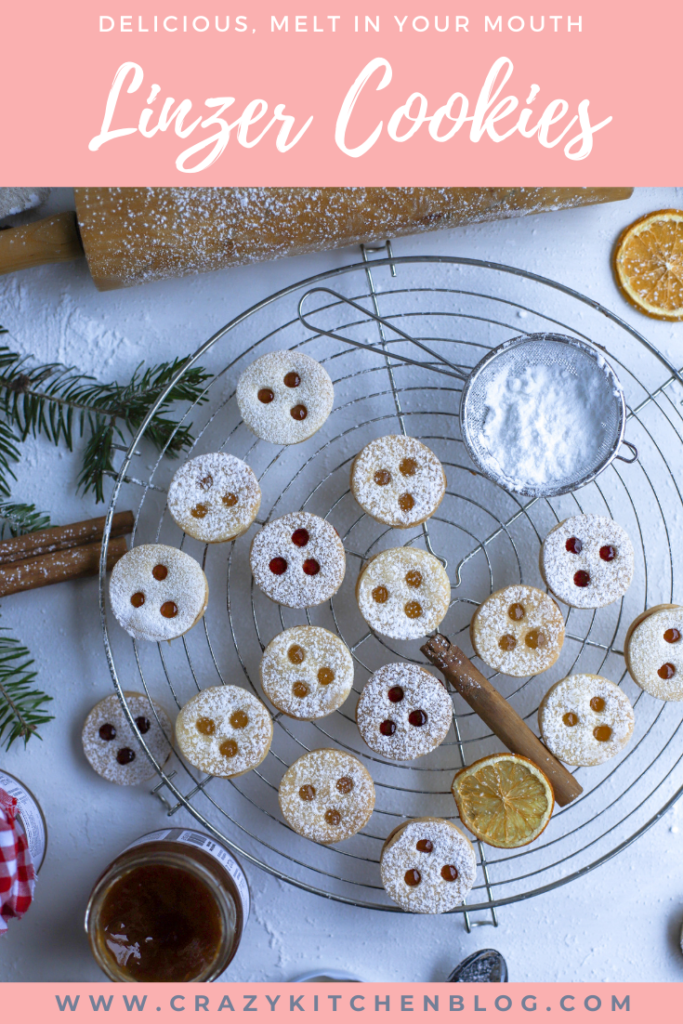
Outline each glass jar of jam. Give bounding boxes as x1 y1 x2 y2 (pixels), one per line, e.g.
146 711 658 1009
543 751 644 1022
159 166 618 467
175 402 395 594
0 768 47 872
85 828 250 982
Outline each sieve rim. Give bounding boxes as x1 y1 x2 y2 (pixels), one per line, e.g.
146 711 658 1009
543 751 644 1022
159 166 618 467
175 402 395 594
459 332 627 498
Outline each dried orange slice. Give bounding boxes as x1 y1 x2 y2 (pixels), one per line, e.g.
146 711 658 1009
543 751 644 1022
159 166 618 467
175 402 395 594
451 753 554 848
613 210 683 320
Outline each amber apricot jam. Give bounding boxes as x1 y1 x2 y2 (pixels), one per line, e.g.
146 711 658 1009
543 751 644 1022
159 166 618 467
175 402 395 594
85 829 249 982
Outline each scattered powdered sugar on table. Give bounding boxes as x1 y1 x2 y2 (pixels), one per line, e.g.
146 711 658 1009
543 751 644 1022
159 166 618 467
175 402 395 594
477 361 608 492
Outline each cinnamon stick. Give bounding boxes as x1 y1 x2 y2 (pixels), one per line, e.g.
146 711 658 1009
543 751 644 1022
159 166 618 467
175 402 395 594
421 634 583 807
0 511 134 566
0 536 127 597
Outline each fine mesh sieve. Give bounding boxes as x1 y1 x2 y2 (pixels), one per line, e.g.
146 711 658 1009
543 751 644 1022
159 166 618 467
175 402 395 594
298 290 636 498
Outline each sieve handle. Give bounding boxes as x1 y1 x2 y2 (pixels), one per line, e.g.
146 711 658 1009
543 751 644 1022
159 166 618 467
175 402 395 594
615 440 638 464
298 287 469 382
421 634 583 807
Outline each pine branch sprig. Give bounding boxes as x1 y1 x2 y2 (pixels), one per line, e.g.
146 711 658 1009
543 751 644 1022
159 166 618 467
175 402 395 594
0 631 54 750
0 501 51 539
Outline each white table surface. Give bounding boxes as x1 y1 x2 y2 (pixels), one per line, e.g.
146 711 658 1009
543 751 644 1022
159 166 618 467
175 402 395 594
1 186 682 984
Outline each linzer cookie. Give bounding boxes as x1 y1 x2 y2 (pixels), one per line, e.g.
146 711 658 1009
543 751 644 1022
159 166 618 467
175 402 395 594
236 350 334 445
109 544 209 642
176 685 273 778
350 435 446 529
250 512 345 608
167 452 261 544
538 674 634 766
278 748 375 844
82 692 172 785
356 548 450 640
540 514 634 608
261 626 354 720
356 663 452 760
471 585 564 677
380 817 476 913
625 604 683 701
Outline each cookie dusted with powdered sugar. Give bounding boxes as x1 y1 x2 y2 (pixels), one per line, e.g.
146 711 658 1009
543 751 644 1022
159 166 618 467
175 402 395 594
356 548 450 640
167 452 261 543
625 604 683 700
356 663 452 760
380 817 476 913
109 544 209 643
261 626 354 720
176 685 273 778
471 585 564 677
540 514 634 609
538 674 634 766
250 512 345 608
350 435 446 529
237 350 334 445
82 692 172 786
278 748 375 844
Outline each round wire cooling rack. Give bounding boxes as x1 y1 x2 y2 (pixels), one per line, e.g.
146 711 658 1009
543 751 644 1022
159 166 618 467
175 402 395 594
100 247 683 924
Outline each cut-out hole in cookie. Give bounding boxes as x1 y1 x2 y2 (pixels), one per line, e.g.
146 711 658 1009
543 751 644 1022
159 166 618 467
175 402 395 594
269 557 288 575
658 662 676 680
372 586 389 603
258 388 274 403
135 716 150 734
599 545 617 561
130 592 145 607
99 723 116 741
324 808 341 826
288 644 305 664
404 600 422 619
160 601 178 619
499 634 517 652
405 570 422 588
379 719 396 736
196 717 216 736
230 710 249 729
117 747 136 765
525 629 548 650
594 725 613 742
589 696 605 712
299 784 316 801
508 603 525 621
398 493 415 512
573 570 591 588
191 504 208 519
303 558 320 576
441 865 459 882
374 469 392 486
566 536 583 554
292 681 309 698
318 667 334 686
408 709 428 727
199 474 213 490
404 869 421 886
152 564 168 581
337 776 354 793
665 628 682 644
399 457 418 477
416 839 433 853
388 686 404 703
563 712 579 726
222 492 238 507
220 739 238 758
291 528 309 547
284 372 301 388
290 404 308 420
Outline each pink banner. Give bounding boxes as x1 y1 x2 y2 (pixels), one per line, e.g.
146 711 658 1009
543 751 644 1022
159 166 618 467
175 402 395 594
0 0 679 184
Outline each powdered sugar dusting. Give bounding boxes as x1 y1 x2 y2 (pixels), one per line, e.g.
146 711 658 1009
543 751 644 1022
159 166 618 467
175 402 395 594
167 452 261 543
236 350 334 445
351 435 446 528
471 585 565 677
109 543 208 642
250 512 345 609
176 685 273 777
260 626 354 719
81 692 172 786
381 818 477 913
539 674 634 767
278 748 375 844
356 663 453 760
626 605 683 701
541 514 634 608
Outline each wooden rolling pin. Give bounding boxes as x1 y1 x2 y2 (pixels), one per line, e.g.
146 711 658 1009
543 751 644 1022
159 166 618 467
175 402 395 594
421 634 583 807
0 187 633 291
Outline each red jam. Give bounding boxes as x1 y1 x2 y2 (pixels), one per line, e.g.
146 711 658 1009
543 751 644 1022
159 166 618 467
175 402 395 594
116 747 136 765
573 570 591 588
269 557 287 575
291 528 309 547
99 723 116 741
599 545 617 561
408 709 427 727
379 719 396 736
658 663 676 679
566 537 583 554
284 372 301 388
302 559 320 575
387 686 404 703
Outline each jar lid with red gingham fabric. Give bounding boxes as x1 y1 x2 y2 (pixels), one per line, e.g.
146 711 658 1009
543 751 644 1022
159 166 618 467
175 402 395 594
0 787 36 932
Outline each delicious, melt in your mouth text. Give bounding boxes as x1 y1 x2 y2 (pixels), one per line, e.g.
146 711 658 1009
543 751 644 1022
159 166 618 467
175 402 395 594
88 58 613 172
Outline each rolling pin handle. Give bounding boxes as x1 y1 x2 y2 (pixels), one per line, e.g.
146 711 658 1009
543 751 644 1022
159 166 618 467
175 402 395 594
0 212 84 277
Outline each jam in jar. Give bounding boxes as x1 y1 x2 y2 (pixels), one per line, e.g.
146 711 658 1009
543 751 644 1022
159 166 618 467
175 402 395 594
85 828 250 982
